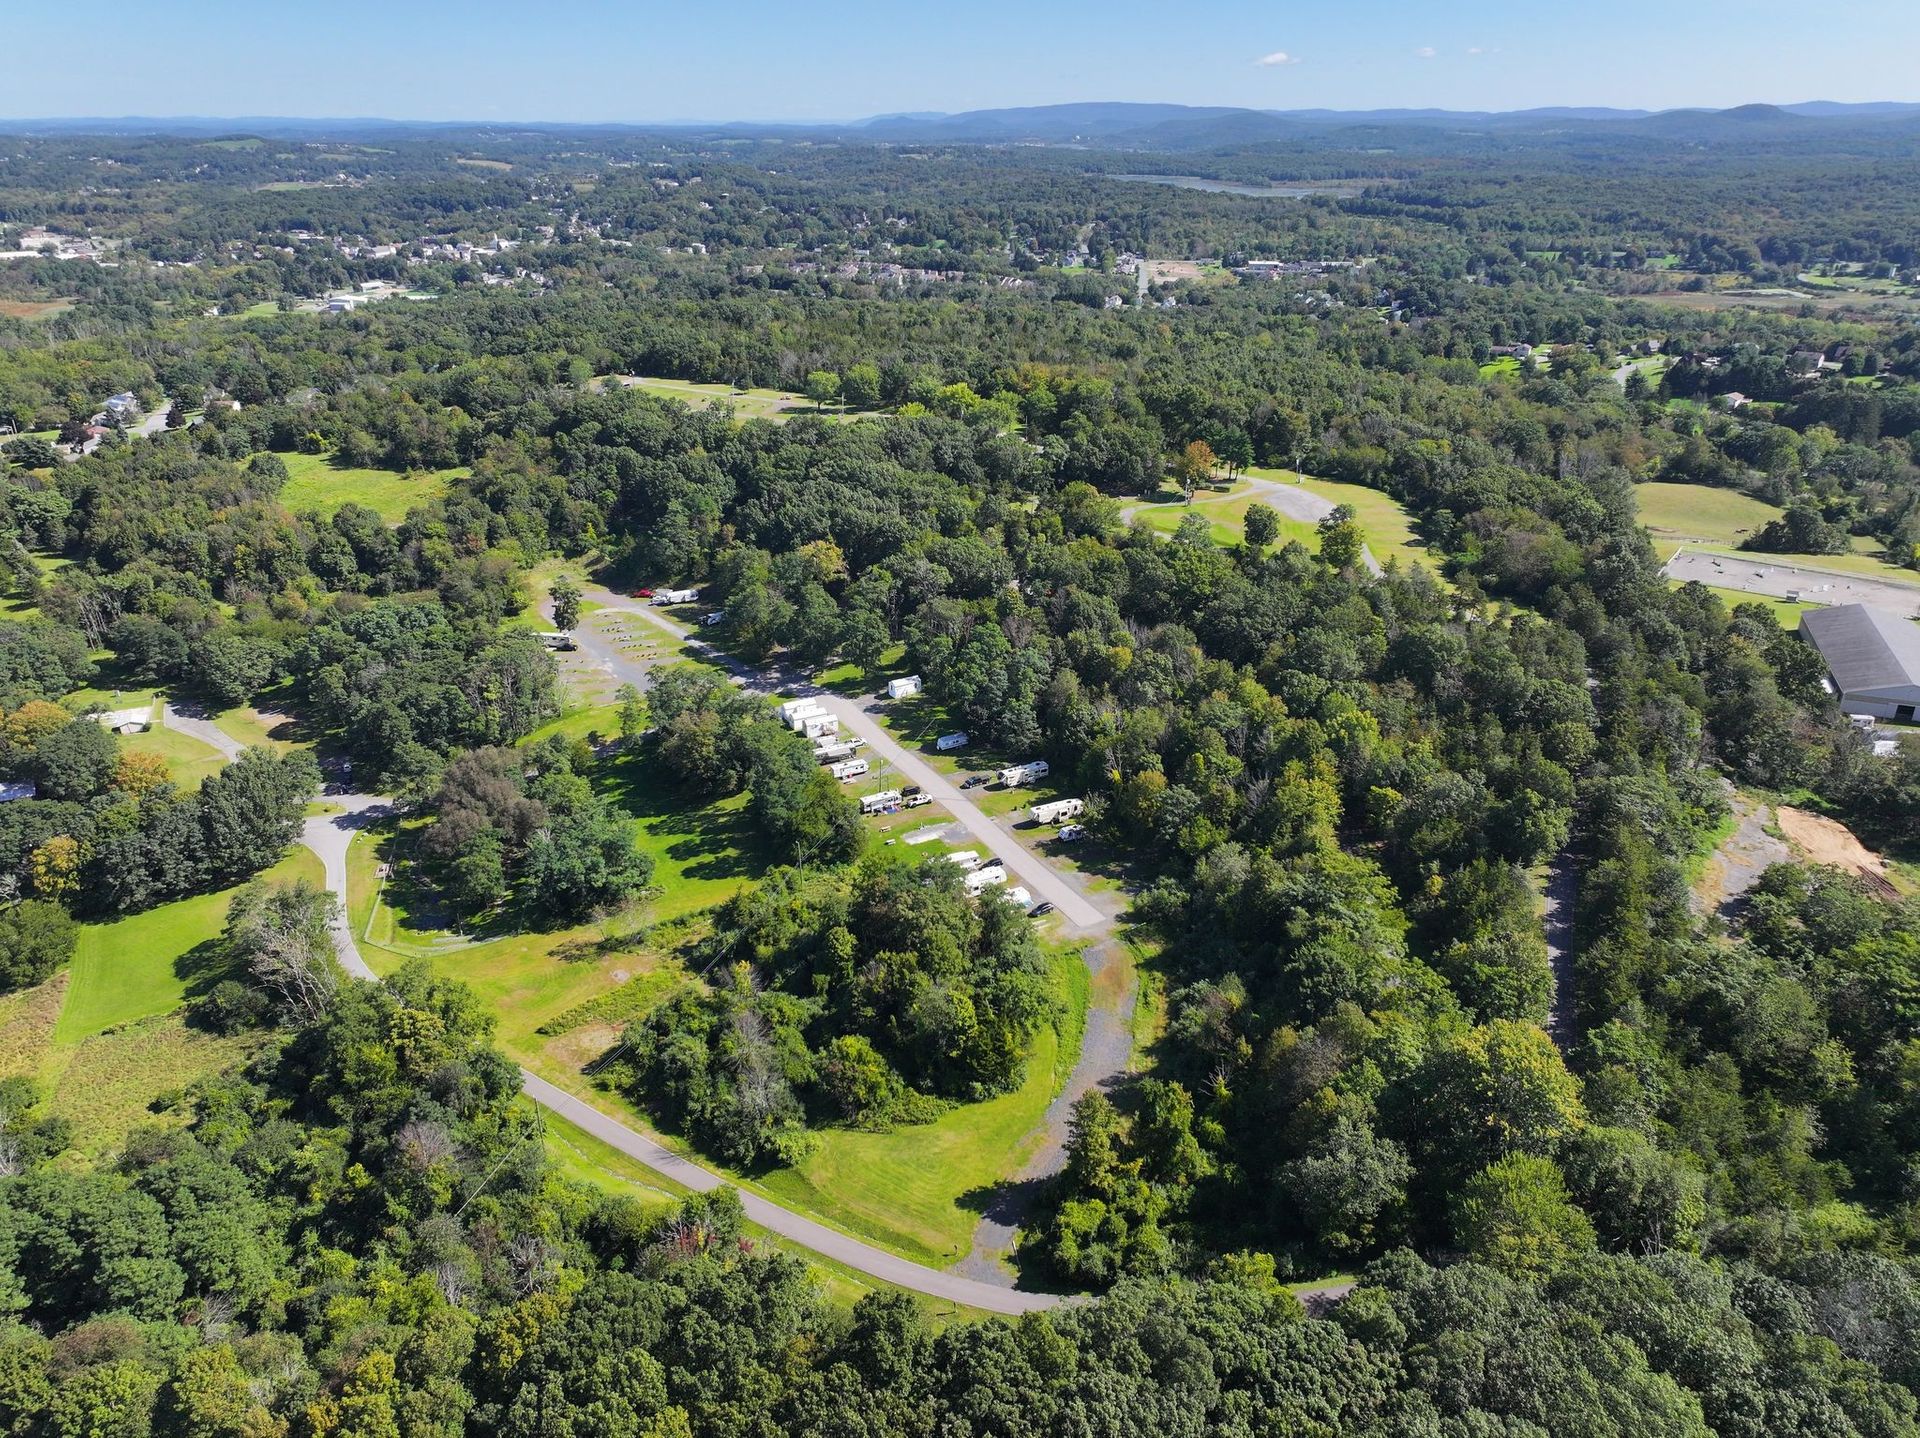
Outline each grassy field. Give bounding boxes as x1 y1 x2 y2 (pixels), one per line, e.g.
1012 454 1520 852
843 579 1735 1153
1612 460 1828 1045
1133 491 1319 549
1671 583 1812 625
609 375 858 423
273 451 468 522
1636 481 1783 549
1478 355 1522 378
43 1017 262 1159
0 299 73 322
58 846 324 1043
120 722 227 791
1293 475 1435 571
753 948 1087 1267
213 704 304 752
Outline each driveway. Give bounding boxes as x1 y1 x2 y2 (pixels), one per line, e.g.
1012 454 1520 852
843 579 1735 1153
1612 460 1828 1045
1663 548 1920 616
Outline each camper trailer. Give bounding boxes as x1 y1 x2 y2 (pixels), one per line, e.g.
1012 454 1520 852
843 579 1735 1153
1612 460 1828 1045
1030 798 1085 826
934 732 969 752
652 588 699 606
964 865 1009 895
1004 886 1034 910
860 790 903 816
829 759 870 783
996 760 1050 788
800 714 840 740
886 675 922 700
534 630 578 652
943 850 983 871
815 741 858 763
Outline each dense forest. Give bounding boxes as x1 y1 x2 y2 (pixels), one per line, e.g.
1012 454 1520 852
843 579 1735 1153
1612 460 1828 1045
3 118 1920 1433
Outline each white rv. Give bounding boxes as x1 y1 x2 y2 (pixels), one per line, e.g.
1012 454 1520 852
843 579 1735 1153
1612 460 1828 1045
943 850 983 871
1003 886 1034 910
997 760 1049 788
830 759 870 782
815 741 859 763
780 699 819 723
653 587 699 606
934 732 969 752
860 790 903 815
965 864 1009 895
1030 798 1085 826
886 675 922 699
800 714 840 740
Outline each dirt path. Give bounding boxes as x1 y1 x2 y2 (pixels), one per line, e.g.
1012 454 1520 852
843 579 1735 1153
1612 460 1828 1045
1694 792 1791 918
953 937 1139 1284
1543 849 1579 1050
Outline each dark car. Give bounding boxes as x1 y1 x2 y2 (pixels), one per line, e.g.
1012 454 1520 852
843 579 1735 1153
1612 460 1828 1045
1030 902 1055 917
902 785 922 797
960 774 989 789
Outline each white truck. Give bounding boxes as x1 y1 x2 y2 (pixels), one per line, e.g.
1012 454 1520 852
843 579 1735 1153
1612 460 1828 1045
935 732 969 752
886 675 922 699
830 759 870 782
1030 798 1085 826
653 587 699 606
859 790 903 815
997 760 1050 788
965 864 1009 894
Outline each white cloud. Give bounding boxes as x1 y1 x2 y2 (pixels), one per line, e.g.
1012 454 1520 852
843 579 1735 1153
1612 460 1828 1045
1255 50 1301 67
1415 46 1438 59
1466 46 1485 56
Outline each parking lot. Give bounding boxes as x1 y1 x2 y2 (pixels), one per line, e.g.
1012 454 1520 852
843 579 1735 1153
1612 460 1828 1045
1664 548 1920 616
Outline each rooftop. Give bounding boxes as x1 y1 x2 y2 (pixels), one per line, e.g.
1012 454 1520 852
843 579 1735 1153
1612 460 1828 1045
1800 603 1920 694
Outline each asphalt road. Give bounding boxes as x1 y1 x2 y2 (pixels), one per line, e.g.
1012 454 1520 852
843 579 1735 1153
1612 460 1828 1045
569 584 1109 932
160 701 1076 1314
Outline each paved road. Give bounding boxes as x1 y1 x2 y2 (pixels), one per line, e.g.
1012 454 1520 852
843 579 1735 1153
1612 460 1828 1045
161 702 244 762
1542 850 1578 1051
570 584 1109 932
1664 548 1920 617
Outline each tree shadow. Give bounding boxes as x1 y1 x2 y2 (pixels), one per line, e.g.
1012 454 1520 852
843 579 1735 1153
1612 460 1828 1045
173 937 236 1001
597 752 773 883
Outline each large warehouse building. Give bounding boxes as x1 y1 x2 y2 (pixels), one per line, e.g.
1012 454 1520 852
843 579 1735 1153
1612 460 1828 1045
1799 603 1920 720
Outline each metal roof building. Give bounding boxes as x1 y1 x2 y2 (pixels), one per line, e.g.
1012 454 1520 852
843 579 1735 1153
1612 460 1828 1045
1800 603 1920 720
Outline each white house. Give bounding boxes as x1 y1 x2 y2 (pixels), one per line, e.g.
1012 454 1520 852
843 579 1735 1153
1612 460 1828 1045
1801 605 1920 721
886 675 922 700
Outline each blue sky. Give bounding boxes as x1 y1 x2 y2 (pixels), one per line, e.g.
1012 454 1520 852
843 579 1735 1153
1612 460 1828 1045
6 0 1916 122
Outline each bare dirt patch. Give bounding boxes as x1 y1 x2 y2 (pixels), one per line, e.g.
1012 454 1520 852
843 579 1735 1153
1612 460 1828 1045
0 299 72 321
1776 806 1899 893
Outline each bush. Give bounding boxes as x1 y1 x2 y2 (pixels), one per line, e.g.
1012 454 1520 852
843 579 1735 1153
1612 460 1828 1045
0 901 77 991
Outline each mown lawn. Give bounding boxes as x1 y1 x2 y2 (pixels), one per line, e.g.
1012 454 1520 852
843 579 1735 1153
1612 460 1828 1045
120 721 226 791
272 451 469 522
1636 481 1782 548
1672 583 1811 625
58 846 324 1043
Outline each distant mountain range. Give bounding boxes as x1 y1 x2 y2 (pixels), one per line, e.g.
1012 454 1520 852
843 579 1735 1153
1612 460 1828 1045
5 101 1920 149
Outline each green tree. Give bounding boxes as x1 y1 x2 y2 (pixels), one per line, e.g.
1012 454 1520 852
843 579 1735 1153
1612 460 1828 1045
804 370 842 412
550 576 583 633
1451 1153 1597 1275
616 682 646 743
0 901 77 992
1244 501 1280 550
841 362 882 410
223 879 340 1026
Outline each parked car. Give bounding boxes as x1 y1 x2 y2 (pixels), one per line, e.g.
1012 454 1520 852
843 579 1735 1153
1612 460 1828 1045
904 794 932 808
960 774 989 789
634 588 654 598
902 785 922 796
1030 902 1055 917
1057 824 1086 843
